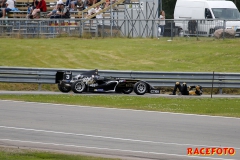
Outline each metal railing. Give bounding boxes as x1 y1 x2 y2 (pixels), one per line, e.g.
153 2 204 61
0 18 239 38
1 67 240 93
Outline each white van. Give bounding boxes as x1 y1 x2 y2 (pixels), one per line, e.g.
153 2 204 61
174 0 240 36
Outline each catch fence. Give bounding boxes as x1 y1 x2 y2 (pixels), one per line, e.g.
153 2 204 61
0 18 239 39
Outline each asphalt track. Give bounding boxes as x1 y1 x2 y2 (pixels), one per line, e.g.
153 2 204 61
0 98 240 160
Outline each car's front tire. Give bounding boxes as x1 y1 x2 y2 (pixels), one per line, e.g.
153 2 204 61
134 82 147 95
58 84 71 93
71 80 86 93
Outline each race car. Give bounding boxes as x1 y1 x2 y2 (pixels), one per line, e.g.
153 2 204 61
55 69 160 95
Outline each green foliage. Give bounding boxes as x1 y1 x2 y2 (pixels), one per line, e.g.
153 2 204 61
163 0 177 19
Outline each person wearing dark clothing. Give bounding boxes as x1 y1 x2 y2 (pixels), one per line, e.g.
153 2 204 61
50 1 70 19
170 82 203 95
188 20 197 35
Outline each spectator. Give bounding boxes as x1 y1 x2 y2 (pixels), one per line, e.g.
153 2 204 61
87 0 95 6
95 4 102 18
47 0 62 17
95 0 101 3
66 0 85 11
86 2 95 17
0 0 15 18
76 0 84 11
95 5 102 24
188 20 197 35
158 10 165 37
104 0 109 8
69 0 77 11
82 0 87 9
0 0 7 8
85 2 95 26
27 0 39 18
50 1 70 18
30 0 47 19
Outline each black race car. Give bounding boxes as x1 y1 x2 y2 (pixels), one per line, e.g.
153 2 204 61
55 69 160 95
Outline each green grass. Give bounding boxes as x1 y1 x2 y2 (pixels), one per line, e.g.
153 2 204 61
0 37 240 159
0 147 119 160
1 37 240 72
0 94 239 118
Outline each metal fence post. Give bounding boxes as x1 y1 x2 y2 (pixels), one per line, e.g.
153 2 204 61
219 87 223 94
196 20 199 40
211 71 214 98
79 20 82 37
38 20 40 38
127 19 129 38
223 20 226 40
102 19 104 38
171 20 173 40
38 83 42 91
151 20 154 38
219 79 223 94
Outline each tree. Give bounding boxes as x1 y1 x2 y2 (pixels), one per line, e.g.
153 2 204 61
162 0 176 19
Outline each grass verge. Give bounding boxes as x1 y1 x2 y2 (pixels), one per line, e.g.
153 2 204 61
1 37 240 72
0 94 239 118
0 147 119 160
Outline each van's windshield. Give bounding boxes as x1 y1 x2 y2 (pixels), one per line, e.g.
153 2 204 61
212 8 240 19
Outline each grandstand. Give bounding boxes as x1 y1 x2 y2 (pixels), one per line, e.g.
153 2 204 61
0 0 160 38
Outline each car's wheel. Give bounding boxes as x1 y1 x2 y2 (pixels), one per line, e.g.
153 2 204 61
58 84 71 93
71 80 86 93
122 88 133 94
134 82 147 95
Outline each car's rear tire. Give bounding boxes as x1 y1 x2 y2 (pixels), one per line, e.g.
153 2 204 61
71 80 86 93
58 84 71 93
122 88 133 94
134 82 147 95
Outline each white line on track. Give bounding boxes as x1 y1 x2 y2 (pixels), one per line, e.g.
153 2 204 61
1 100 240 120
0 138 236 160
0 126 239 150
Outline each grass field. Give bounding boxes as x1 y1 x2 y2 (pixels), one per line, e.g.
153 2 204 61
1 37 240 72
0 147 119 160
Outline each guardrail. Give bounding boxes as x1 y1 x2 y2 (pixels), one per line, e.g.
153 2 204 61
0 67 240 93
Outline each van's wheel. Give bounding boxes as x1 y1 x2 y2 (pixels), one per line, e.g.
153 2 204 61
122 88 133 94
58 84 71 93
71 80 86 93
134 82 147 95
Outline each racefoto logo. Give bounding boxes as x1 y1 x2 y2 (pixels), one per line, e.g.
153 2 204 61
187 147 236 156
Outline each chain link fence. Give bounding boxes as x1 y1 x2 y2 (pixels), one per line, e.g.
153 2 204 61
0 18 239 39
